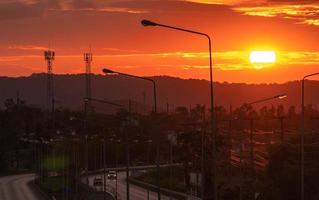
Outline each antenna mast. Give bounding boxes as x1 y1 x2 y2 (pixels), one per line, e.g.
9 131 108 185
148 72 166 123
84 50 93 113
44 49 55 127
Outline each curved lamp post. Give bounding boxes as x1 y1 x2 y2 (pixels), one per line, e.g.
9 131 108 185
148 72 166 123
141 19 216 200
84 97 129 200
84 97 126 109
102 68 157 113
244 93 287 200
102 69 159 200
301 72 319 200
246 94 287 106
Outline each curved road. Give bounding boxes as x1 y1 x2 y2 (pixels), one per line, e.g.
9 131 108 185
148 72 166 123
0 173 42 200
89 172 176 200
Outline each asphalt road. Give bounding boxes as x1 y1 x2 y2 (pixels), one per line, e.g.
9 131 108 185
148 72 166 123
89 172 176 200
0 173 42 200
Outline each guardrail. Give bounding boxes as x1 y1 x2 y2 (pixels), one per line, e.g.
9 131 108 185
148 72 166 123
77 179 116 200
129 177 188 200
84 163 182 176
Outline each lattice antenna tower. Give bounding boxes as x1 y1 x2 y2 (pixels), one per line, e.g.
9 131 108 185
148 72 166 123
84 49 93 114
44 49 55 122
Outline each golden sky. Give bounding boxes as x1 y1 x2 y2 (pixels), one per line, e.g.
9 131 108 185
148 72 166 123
0 0 319 83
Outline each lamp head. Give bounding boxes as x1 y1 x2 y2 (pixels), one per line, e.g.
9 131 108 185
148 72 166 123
277 94 287 99
102 68 115 74
141 19 157 26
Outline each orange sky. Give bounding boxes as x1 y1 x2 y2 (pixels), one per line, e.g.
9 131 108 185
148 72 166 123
0 0 319 83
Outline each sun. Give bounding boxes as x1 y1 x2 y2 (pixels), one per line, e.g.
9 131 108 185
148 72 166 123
250 50 276 64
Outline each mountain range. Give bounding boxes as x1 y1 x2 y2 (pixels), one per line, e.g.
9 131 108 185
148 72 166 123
0 73 318 113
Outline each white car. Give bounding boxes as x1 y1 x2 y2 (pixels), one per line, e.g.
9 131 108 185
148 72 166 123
107 171 117 180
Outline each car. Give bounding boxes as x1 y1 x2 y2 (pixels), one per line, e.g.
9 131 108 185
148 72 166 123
107 171 117 180
93 177 103 190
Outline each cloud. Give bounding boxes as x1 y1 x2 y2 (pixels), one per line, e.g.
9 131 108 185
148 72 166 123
8 45 48 51
0 0 149 16
0 1 44 20
303 19 319 25
278 51 319 65
94 50 319 70
95 6 148 14
234 4 319 17
267 0 318 3
233 1 319 26
183 0 266 5
2 50 311 71
183 0 319 5
40 0 149 14
73 0 94 9
183 0 319 26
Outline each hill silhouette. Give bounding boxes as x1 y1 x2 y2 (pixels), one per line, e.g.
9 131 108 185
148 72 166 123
0 73 318 113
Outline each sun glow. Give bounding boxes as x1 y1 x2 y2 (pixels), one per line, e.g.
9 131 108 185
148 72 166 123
250 51 276 64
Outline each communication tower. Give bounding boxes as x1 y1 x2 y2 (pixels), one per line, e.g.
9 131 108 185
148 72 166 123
44 50 55 125
84 52 93 113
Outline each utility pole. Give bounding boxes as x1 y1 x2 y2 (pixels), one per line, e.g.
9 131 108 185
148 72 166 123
126 99 132 200
142 91 146 115
250 118 254 200
280 117 284 144
201 107 206 200
169 141 173 200
115 140 119 200
103 138 107 200
85 135 89 185
239 130 243 200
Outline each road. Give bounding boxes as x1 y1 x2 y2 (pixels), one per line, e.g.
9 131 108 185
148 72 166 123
88 172 177 200
0 173 42 200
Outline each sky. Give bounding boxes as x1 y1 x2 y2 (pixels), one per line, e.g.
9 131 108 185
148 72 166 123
0 0 319 83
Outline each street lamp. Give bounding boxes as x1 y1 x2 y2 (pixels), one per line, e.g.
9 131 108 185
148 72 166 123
141 19 216 200
102 68 161 199
301 72 319 200
246 94 287 106
84 97 131 200
102 69 157 113
84 97 125 109
69 116 91 186
243 93 287 200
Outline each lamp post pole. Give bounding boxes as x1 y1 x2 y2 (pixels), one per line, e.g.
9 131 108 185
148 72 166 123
140 20 216 200
280 116 284 144
301 72 319 200
244 93 287 199
102 69 159 199
126 100 131 200
102 138 106 200
84 97 130 200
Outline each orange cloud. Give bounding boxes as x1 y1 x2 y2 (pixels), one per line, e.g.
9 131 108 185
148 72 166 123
303 19 319 25
97 7 148 14
184 0 265 5
234 4 319 25
1 50 318 72
8 45 48 51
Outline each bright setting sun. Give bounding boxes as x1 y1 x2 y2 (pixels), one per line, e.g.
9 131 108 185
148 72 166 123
249 51 277 64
